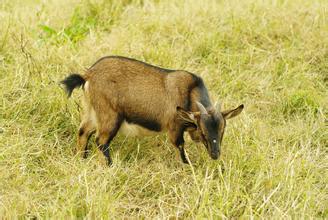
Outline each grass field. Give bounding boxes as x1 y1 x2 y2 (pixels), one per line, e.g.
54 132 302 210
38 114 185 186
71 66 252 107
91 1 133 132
0 0 327 218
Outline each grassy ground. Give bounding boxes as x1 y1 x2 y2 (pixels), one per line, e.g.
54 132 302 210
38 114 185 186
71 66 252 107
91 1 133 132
0 0 327 218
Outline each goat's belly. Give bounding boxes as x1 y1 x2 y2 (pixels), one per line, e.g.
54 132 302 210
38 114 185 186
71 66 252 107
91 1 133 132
118 121 160 137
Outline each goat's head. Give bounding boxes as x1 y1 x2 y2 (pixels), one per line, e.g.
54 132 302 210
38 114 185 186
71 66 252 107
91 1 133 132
177 102 244 160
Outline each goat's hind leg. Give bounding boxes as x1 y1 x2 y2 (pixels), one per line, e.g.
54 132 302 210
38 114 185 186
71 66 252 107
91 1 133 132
77 119 95 158
95 111 122 166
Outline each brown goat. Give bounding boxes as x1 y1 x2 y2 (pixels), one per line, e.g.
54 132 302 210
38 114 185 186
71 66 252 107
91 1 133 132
61 56 244 165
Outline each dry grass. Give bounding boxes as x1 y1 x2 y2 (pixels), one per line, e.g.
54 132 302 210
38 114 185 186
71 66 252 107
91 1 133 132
0 0 327 218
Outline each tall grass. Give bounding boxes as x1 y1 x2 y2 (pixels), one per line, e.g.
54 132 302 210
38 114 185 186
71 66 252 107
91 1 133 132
0 0 327 218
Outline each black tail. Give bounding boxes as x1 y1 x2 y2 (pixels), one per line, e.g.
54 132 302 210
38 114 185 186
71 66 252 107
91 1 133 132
61 74 86 97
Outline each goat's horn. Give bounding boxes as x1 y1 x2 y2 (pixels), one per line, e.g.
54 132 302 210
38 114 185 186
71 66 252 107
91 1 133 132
196 101 208 115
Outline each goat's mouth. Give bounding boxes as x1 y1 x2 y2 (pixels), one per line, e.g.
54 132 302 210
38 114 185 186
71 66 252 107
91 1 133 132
208 144 220 160
204 143 219 160
210 153 219 160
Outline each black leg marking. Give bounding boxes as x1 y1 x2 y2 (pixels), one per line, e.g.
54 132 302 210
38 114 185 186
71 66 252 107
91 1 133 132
96 137 112 166
78 128 84 136
179 147 189 164
96 116 122 166
173 127 190 164
100 143 112 166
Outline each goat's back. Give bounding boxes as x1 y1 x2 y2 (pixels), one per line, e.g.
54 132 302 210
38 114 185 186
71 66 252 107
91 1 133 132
84 56 202 130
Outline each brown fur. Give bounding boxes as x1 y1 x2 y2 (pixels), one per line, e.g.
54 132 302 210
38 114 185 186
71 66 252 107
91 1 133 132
62 56 244 165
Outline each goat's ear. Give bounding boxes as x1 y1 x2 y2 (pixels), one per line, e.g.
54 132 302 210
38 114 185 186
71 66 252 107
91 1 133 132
176 106 198 124
222 104 244 119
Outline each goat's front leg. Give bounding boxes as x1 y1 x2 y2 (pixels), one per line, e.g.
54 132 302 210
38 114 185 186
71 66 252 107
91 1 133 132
177 144 189 164
168 127 189 164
